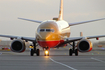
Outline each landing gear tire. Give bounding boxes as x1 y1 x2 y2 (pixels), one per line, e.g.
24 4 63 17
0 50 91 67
30 49 34 56
69 49 73 56
36 49 40 56
75 49 78 56
44 54 49 56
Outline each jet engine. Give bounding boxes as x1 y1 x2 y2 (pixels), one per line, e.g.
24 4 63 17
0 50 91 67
77 39 92 52
11 39 26 53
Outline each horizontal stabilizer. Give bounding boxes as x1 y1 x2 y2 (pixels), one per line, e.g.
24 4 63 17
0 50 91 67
69 18 105 26
18 18 42 23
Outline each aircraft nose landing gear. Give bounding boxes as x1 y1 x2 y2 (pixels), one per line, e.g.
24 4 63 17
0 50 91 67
44 47 49 56
44 50 49 56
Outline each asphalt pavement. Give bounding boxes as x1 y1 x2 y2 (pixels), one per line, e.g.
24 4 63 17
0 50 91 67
0 47 105 70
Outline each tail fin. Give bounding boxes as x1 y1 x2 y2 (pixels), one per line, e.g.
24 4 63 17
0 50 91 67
58 0 63 20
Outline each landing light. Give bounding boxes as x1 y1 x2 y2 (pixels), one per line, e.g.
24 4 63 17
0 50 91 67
45 50 49 56
45 50 48 54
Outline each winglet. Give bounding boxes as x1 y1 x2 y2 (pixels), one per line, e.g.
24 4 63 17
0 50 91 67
58 0 63 20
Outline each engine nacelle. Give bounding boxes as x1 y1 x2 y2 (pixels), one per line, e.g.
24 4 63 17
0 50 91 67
11 39 26 53
77 39 92 52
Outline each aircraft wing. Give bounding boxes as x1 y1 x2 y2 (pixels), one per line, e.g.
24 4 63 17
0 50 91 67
0 34 35 42
18 18 42 23
86 35 105 39
64 37 82 44
64 35 105 43
69 18 105 26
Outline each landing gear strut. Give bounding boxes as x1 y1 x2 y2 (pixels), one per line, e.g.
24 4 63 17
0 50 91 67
30 42 40 56
69 41 78 56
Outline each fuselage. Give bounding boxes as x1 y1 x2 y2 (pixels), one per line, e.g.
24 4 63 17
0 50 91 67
36 20 70 49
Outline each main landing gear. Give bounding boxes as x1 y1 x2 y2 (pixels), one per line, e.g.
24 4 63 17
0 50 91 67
69 41 78 56
30 41 78 56
30 42 40 56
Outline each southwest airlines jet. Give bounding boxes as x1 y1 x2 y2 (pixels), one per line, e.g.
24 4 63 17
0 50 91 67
0 0 105 56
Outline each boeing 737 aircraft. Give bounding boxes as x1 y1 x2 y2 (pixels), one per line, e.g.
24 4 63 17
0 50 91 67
0 0 105 56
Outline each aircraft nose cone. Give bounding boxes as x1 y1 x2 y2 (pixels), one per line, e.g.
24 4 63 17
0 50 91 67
39 33 50 40
36 33 61 48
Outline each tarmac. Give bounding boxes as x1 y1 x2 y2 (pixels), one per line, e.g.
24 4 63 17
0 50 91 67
0 47 105 70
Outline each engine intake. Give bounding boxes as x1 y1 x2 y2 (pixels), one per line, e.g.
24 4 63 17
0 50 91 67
11 39 26 52
77 39 92 52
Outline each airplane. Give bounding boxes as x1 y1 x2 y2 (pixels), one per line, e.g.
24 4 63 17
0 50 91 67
0 0 105 56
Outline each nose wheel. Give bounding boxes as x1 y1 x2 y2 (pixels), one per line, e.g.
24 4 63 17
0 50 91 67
44 47 50 56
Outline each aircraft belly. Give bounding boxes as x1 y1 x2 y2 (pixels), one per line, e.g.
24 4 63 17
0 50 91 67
37 40 60 48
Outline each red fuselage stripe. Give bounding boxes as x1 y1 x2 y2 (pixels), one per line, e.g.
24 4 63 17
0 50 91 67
38 40 64 48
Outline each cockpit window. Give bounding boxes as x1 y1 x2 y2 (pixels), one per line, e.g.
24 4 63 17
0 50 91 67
46 29 51 32
40 29 45 32
46 29 54 32
39 29 54 32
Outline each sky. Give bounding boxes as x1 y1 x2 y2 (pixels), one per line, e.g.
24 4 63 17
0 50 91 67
0 0 105 42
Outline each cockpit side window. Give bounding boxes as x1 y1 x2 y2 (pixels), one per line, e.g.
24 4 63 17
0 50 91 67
51 29 54 32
